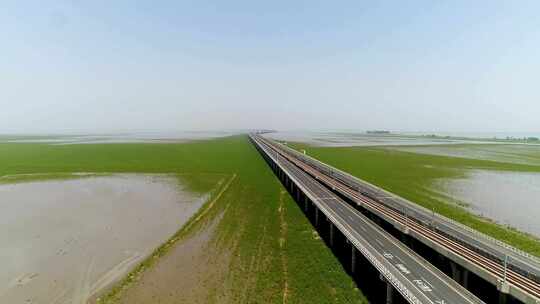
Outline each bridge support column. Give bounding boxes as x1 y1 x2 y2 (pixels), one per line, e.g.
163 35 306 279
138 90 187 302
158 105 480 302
400 233 413 250
462 269 469 289
385 281 394 304
304 196 308 211
351 245 356 274
379 274 394 304
497 280 510 304
315 208 319 227
451 262 460 283
329 223 334 247
498 292 508 304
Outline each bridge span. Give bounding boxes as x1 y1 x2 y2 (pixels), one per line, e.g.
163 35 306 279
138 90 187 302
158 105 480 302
251 134 483 304
252 133 540 304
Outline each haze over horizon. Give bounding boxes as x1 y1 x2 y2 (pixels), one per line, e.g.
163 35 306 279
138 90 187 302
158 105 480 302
2 1 539 134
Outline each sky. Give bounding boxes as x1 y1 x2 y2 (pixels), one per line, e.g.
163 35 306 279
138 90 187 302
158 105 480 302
1 1 539 134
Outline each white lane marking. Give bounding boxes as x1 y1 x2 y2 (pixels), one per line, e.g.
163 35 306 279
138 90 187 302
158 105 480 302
375 239 384 247
383 252 394 259
413 279 433 292
421 276 435 291
395 263 411 275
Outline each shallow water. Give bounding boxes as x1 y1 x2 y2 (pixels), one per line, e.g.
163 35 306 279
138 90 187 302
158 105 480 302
0 175 208 304
264 131 476 147
393 144 540 166
1 131 238 144
436 170 540 237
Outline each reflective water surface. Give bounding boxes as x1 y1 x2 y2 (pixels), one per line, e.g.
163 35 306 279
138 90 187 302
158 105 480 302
0 175 207 304
393 144 540 166
264 131 477 147
437 170 540 237
1 131 238 144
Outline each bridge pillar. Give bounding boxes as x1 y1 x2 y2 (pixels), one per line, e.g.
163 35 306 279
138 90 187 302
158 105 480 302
351 244 356 274
315 208 319 227
451 262 460 283
399 232 415 251
304 196 308 212
462 269 469 289
383 279 394 304
329 223 335 247
497 280 510 304
498 292 508 304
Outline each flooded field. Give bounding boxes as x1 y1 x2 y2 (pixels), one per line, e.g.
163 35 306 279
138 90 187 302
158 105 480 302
0 175 208 304
265 131 478 147
0 131 238 145
436 170 540 237
393 144 540 166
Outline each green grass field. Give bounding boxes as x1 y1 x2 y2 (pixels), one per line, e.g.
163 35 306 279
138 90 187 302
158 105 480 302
289 142 540 257
0 136 365 303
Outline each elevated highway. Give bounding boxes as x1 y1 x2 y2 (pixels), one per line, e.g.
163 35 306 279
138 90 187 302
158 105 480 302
255 134 540 304
251 134 484 304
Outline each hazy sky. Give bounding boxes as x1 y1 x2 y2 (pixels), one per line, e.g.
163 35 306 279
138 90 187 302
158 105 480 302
2 1 539 133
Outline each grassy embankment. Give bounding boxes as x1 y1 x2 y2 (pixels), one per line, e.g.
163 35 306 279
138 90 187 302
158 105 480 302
0 136 366 303
289 142 540 257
